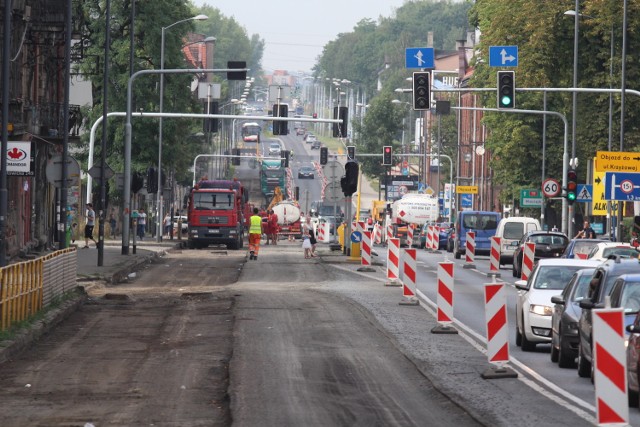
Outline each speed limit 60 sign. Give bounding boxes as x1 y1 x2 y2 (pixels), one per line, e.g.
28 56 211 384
542 178 560 197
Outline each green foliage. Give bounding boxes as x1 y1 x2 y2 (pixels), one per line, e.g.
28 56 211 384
470 0 640 202
73 0 260 192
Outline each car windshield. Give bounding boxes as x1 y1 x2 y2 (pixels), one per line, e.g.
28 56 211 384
572 240 601 257
531 234 568 246
532 265 587 290
503 222 524 239
462 214 499 231
601 247 638 259
570 272 595 302
193 193 234 210
620 281 640 313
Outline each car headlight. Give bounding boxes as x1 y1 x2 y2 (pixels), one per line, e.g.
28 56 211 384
529 304 553 316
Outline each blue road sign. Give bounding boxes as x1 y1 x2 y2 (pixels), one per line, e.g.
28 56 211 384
489 46 518 67
576 184 593 202
405 47 434 69
604 172 640 201
351 231 362 243
461 194 473 208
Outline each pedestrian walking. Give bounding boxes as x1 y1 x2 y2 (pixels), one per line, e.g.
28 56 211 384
309 226 318 257
137 208 147 240
163 213 172 237
302 227 312 258
109 211 117 239
268 209 279 245
84 203 98 248
248 207 264 260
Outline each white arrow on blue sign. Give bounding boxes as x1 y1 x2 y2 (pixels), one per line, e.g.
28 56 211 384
604 172 640 201
405 47 434 69
489 46 518 67
351 231 363 243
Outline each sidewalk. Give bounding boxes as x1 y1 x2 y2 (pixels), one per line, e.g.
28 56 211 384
75 237 184 283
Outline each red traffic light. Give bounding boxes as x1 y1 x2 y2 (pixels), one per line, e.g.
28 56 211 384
312 113 317 119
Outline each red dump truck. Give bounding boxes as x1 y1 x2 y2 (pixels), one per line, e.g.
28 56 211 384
186 179 247 249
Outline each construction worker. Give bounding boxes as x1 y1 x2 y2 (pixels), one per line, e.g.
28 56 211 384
248 207 264 260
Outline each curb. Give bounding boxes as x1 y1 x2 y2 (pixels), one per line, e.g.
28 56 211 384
0 288 87 364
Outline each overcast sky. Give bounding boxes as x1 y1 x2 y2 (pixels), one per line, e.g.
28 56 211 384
191 0 409 72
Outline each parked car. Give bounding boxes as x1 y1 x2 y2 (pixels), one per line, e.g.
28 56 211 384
311 140 321 149
577 257 640 378
625 300 640 407
550 268 597 368
496 217 540 265
512 231 570 278
515 259 601 352
561 238 606 259
586 241 638 262
297 165 315 179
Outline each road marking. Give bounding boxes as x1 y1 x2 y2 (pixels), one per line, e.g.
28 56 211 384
329 262 596 423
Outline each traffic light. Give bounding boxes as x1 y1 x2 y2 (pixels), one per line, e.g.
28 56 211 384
566 168 578 204
131 171 144 193
320 146 328 165
347 145 355 161
203 101 219 133
332 106 348 137
382 146 392 166
312 112 317 119
282 150 290 168
227 61 247 81
272 104 288 135
232 148 240 166
146 167 157 193
341 161 359 196
412 71 431 110
497 71 515 109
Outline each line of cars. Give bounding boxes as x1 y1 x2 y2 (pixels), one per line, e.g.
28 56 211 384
514 240 640 409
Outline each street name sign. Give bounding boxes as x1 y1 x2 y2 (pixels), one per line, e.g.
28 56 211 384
595 150 640 173
457 185 478 194
489 46 518 67
405 47 434 69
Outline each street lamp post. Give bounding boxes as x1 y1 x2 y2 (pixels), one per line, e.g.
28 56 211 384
157 14 208 242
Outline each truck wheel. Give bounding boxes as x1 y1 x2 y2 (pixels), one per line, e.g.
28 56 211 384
228 240 239 250
187 239 195 249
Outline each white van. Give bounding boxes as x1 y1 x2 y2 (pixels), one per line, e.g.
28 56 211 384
496 217 541 264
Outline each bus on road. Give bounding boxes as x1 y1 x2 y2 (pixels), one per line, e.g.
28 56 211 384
241 122 261 143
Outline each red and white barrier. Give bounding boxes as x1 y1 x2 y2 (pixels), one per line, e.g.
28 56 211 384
400 248 419 305
432 226 440 251
463 231 476 268
361 231 372 266
373 223 382 245
593 308 629 425
407 223 415 247
426 225 434 250
437 261 454 323
521 241 535 281
317 222 330 243
385 237 401 286
489 237 501 277
484 283 509 364
386 221 393 244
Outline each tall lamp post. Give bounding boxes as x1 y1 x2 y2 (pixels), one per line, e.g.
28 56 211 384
157 14 208 242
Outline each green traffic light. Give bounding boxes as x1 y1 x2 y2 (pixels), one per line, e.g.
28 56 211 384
567 192 577 201
501 96 512 106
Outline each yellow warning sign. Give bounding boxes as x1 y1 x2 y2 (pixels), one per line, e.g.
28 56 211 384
595 151 640 173
592 166 619 216
457 185 478 194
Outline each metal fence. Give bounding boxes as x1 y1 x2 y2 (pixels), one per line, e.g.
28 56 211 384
0 248 77 331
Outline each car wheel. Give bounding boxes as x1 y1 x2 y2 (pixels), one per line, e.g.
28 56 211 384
557 334 576 368
577 342 591 378
629 385 639 408
520 315 536 351
512 262 518 277
515 321 522 346
550 340 559 363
